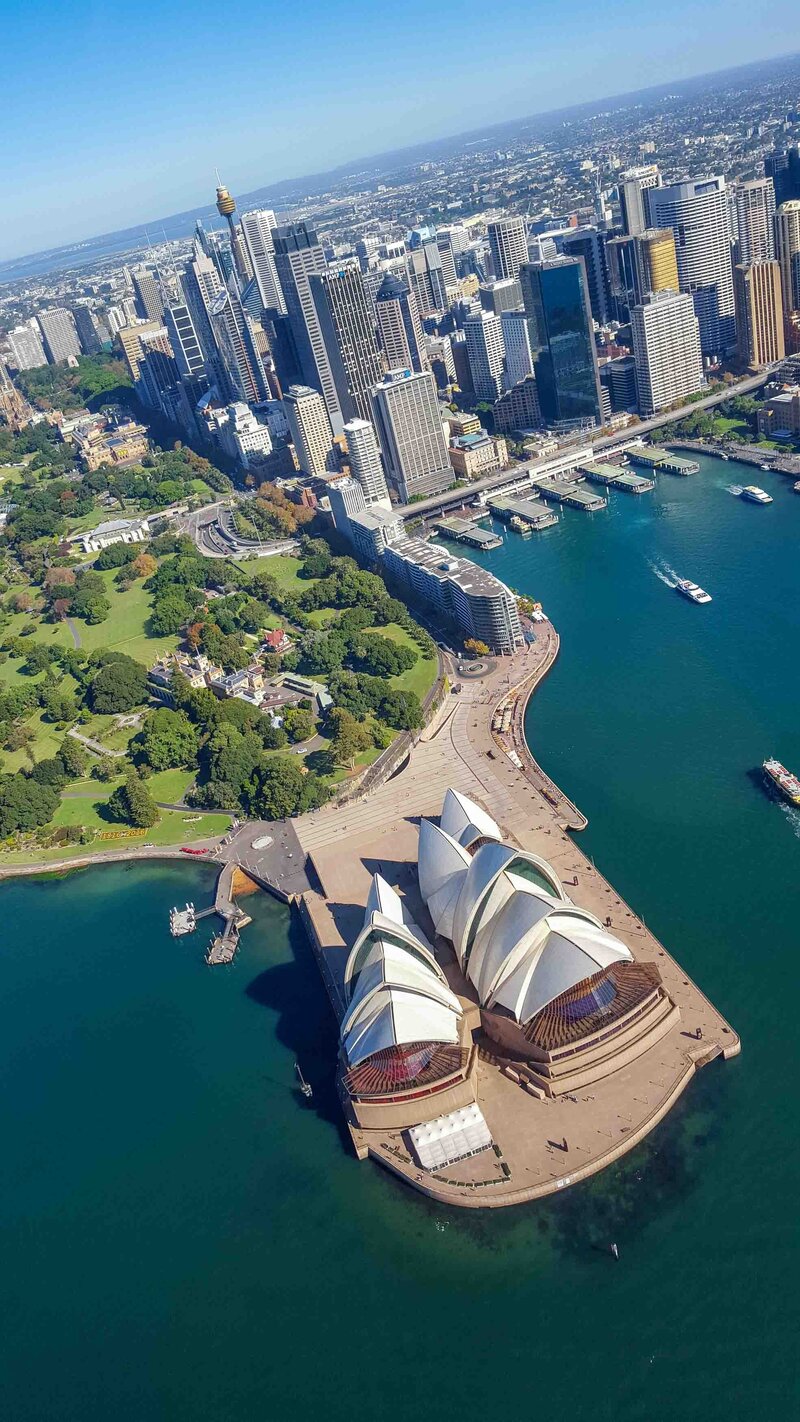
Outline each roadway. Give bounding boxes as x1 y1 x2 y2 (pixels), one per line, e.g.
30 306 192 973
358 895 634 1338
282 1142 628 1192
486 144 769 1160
401 368 771 522
176 499 298 560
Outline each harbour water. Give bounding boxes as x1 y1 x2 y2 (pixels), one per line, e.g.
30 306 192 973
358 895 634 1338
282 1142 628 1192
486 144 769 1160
0 451 798 1420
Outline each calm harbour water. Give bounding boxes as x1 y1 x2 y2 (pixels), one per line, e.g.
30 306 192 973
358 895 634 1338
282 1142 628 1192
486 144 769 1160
1 451 798 1420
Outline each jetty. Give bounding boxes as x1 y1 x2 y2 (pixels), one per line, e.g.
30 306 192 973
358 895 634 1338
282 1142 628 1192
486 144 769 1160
168 861 254 965
433 515 502 550
579 461 655 493
534 479 607 512
629 446 699 475
487 495 559 530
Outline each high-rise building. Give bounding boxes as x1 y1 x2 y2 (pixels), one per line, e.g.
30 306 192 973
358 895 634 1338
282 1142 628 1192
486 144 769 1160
406 240 448 316
130 265 165 324
117 322 172 382
240 209 285 314
37 308 81 365
375 272 427 373
137 346 180 411
599 355 638 412
371 368 452 503
284 384 334 477
648 176 735 356
343 418 390 508
71 306 102 356
500 309 534 388
492 375 542 435
776 200 800 317
163 302 206 379
731 179 776 264
217 402 273 469
215 181 251 286
618 165 662 235
7 322 47 371
630 289 704 416
734 262 785 368
309 267 384 424
273 223 345 434
765 148 800 207
560 227 611 326
606 228 679 318
519 258 603 427
479 278 522 316
209 288 270 405
435 230 459 291
487 217 528 280
463 309 505 399
180 244 224 367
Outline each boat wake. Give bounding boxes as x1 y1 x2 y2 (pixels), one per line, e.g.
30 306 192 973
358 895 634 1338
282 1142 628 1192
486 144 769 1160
779 803 800 840
726 484 743 497
647 557 679 588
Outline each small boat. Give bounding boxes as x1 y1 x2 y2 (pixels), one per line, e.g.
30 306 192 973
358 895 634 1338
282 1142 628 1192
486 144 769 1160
740 485 773 504
793 481 800 494
720 452 730 461
763 758 800 806
674 578 712 604
760 463 772 471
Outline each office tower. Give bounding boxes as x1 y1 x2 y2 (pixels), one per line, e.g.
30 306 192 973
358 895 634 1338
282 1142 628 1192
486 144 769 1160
463 309 505 399
7 321 47 370
343 418 390 507
406 240 447 316
105 305 128 337
630 290 703 416
371 369 451 503
600 355 638 412
36 308 81 364
273 222 345 434
731 179 776 264
137 346 180 410
181 244 224 360
240 209 286 314
163 302 206 379
217 403 273 469
130 265 165 323
560 227 612 326
776 200 800 316
648 176 735 356
519 258 603 426
215 181 250 285
0 358 31 429
435 230 458 290
117 322 172 381
479 278 523 315
487 217 528 280
425 334 456 389
765 148 800 206
618 164 662 235
309 267 384 423
209 287 270 405
636 228 680 297
328 475 369 534
492 374 542 435
500 309 534 388
284 385 335 477
734 263 785 368
375 272 427 372
355 235 380 272
71 306 102 356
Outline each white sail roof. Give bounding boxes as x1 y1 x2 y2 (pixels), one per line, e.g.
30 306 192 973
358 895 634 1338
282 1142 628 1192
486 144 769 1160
417 820 471 939
341 987 461 1068
440 788 502 850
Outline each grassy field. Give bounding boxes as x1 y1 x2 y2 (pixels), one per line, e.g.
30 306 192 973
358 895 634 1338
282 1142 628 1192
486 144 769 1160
372 622 438 701
0 808 230 865
145 768 194 803
711 416 749 436
247 554 310 592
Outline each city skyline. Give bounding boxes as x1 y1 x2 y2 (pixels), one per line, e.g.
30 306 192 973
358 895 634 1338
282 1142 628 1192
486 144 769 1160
2 6 799 263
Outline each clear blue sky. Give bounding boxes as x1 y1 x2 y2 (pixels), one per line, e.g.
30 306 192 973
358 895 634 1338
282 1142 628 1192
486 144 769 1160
2 0 797 261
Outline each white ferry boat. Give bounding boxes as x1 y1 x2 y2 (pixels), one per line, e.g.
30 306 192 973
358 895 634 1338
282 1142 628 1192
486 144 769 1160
740 485 773 504
674 579 712 605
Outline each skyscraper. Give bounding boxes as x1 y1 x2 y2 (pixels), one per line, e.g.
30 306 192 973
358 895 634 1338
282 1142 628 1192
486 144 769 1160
406 240 448 316
344 418 390 508
71 306 102 356
630 290 703 416
734 263 785 369
731 178 776 264
36 309 81 364
273 223 344 434
117 322 172 382
371 369 451 503
618 165 661 235
560 227 612 326
284 384 335 477
180 244 224 366
500 310 534 388
163 302 206 379
519 258 603 427
463 309 505 399
648 176 735 356
7 322 47 370
215 181 251 286
309 267 384 424
209 287 270 405
765 148 800 207
240 209 286 314
130 265 165 323
479 279 523 316
375 272 427 373
487 217 528 280
606 229 679 318
775 200 800 317
435 230 459 291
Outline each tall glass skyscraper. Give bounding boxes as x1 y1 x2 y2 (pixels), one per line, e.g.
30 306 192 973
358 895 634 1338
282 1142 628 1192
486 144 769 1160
519 257 603 427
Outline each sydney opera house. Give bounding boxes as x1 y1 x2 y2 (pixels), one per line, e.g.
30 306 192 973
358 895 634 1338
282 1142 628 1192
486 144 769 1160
338 789 679 1131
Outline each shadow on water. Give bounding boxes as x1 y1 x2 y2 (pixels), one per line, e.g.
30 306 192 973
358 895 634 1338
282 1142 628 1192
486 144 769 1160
243 905 349 1149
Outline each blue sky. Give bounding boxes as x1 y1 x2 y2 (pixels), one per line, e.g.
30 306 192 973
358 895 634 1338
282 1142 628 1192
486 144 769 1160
2 0 797 261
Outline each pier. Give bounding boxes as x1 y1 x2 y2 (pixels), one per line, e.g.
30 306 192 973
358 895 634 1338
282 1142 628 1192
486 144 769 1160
487 495 559 530
433 515 502 549
579 461 655 493
630 447 699 475
169 861 254 964
534 479 607 512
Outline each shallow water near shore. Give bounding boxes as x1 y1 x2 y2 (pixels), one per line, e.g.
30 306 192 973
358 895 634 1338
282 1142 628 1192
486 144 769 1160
0 451 797 1420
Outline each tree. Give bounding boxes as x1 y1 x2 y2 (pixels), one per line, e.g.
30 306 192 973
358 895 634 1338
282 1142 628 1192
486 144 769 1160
107 771 159 828
149 591 192 636
42 685 78 723
282 707 316 743
136 708 198 770
87 655 149 713
0 775 59 836
250 756 306 820
58 737 87 778
328 708 371 768
29 757 69 787
378 689 423 730
464 638 490 657
131 551 157 579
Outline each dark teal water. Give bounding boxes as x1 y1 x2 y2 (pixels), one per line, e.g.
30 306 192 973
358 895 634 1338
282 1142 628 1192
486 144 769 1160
1 453 798 1420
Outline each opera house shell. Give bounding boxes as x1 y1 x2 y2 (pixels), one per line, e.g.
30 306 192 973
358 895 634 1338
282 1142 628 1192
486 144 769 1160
337 789 680 1118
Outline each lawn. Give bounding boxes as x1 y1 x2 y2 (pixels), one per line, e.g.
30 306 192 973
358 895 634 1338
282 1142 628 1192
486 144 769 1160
369 622 439 701
145 768 194 803
0 809 230 865
711 416 749 437
1 709 66 772
246 554 313 593
1 568 178 668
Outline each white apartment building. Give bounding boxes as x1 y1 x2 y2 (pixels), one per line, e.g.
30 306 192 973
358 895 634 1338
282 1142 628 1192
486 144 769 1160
284 384 335 478
631 290 704 416
463 309 505 399
371 368 452 504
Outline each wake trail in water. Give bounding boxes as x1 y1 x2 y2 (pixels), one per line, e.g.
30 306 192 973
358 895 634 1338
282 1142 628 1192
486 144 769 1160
647 557 678 587
779 803 800 840
726 484 743 496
